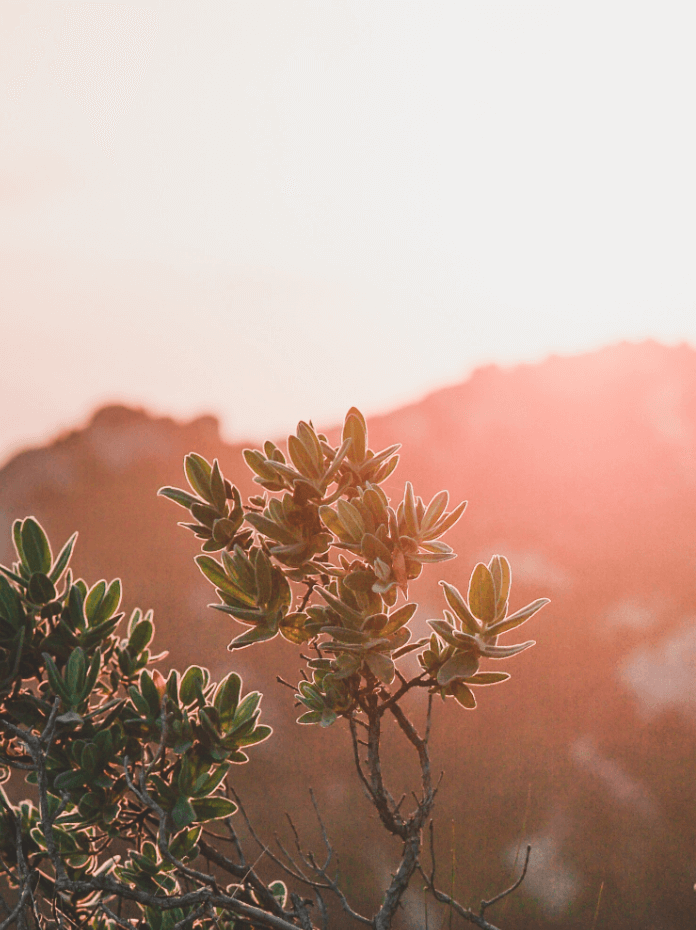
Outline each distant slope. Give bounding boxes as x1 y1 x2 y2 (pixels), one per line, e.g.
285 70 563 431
2 340 695 929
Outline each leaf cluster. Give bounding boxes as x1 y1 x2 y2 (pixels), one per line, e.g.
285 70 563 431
0 518 277 928
161 408 548 725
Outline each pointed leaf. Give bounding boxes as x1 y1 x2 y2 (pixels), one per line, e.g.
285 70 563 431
21 518 52 574
421 490 449 535
48 531 78 584
185 453 213 503
365 652 395 684
466 672 511 686
436 651 480 686
343 408 367 463
468 563 496 625
158 487 201 510
479 640 536 659
440 581 481 634
450 680 477 709
486 598 550 636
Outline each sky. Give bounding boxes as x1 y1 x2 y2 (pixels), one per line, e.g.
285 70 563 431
2 1 696 462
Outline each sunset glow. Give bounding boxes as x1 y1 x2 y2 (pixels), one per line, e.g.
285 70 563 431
2 2 696 459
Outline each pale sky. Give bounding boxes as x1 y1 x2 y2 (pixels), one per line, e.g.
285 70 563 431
2 2 696 462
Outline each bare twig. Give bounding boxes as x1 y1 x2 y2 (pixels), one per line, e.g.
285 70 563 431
479 845 531 917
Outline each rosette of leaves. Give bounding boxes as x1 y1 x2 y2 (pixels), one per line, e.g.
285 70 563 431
317 479 466 604
421 555 549 708
160 453 249 552
195 545 296 648
242 411 399 501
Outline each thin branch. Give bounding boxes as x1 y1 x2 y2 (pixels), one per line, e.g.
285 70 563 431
480 845 531 917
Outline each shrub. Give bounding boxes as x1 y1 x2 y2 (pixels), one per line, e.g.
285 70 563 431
0 408 548 929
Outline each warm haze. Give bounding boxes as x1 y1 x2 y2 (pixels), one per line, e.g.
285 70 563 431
2 2 696 459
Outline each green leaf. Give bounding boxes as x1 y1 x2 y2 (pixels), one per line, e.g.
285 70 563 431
192 765 229 798
233 691 262 728
253 551 272 604
195 555 231 591
21 518 52 574
436 651 480 686
336 500 365 542
489 555 511 619
318 506 348 541
65 647 87 697
191 796 237 822
172 796 197 830
158 486 201 510
421 490 449 535
431 499 467 536
48 531 77 584
440 582 481 635
427 618 461 648
169 825 202 861
245 512 297 546
343 408 367 463
0 575 24 629
185 453 213 503
479 640 535 659
210 460 227 512
468 563 496 626
68 585 87 630
243 449 277 481
297 710 323 725
93 579 122 624
486 598 550 636
214 672 241 722
82 649 102 698
28 572 56 605
365 652 395 684
140 670 162 717
12 520 25 565
466 672 511 686
129 619 154 654
180 666 208 705
450 680 477 709
85 581 106 622
322 437 352 485
296 420 322 471
238 724 272 747
43 653 71 704
403 482 419 536
288 434 318 478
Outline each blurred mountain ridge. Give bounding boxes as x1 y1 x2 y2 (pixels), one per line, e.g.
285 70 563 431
1 338 695 928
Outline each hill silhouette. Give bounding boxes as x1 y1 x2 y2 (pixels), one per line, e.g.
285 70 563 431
2 340 695 928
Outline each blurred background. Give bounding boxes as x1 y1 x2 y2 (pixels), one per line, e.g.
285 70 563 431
3 1 696 458
2 3 696 927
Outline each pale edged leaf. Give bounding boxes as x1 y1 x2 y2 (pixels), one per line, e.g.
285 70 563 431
429 499 467 536
466 671 511 686
489 555 511 618
21 518 52 574
450 680 477 709
421 490 449 535
436 651 480 686
486 598 550 636
479 639 536 659
468 563 496 626
185 453 213 503
365 651 395 684
440 581 480 634
48 531 78 584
